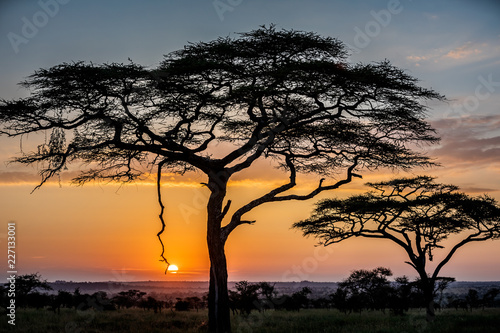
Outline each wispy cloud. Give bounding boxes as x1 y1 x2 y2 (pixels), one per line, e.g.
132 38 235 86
424 13 439 21
406 41 500 68
0 169 320 190
430 115 500 168
443 41 484 60
460 186 499 193
0 171 45 185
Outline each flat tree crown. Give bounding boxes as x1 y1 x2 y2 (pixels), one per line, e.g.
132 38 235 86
293 176 500 257
0 26 443 189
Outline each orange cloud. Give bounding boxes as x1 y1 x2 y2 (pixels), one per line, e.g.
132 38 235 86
444 41 483 59
406 55 431 62
406 41 498 68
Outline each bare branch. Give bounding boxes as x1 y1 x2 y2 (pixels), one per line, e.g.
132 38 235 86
156 159 170 273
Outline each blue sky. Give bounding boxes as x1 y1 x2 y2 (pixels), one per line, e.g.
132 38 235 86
1 0 500 282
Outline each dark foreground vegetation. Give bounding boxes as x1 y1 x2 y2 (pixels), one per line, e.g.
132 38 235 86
2 307 500 333
3 273 500 332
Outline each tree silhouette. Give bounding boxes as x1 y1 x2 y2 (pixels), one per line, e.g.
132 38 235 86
337 267 393 311
0 26 443 332
258 282 277 303
112 289 146 309
13 273 52 297
482 288 500 309
8 273 52 308
228 281 260 315
294 176 500 321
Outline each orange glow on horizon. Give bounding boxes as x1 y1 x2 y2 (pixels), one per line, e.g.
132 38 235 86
1 166 500 283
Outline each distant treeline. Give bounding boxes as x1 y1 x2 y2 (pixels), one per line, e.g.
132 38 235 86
2 272 500 316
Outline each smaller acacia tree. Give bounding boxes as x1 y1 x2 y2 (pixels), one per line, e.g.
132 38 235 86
293 176 500 321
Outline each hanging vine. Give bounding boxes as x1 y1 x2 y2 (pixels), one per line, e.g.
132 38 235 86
156 159 170 273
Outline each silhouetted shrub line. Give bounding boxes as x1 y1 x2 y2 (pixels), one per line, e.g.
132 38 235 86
2 274 499 317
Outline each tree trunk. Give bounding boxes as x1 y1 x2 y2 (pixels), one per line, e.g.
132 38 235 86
206 173 232 333
413 260 436 322
207 242 231 333
423 281 436 322
425 295 435 322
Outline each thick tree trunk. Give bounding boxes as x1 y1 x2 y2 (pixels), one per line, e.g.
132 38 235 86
207 242 231 333
206 173 232 333
414 266 436 322
425 295 436 322
423 281 436 322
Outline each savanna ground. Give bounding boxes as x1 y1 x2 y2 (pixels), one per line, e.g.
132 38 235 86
3 308 500 333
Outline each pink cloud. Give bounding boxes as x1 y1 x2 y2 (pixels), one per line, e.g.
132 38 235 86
430 115 500 167
443 41 483 60
406 41 498 68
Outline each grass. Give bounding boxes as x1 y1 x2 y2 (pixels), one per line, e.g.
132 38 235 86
2 308 500 333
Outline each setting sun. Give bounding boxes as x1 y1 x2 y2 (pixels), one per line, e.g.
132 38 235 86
167 264 179 274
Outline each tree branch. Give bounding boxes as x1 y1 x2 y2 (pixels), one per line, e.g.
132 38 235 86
221 156 362 242
431 232 495 280
220 155 297 242
156 159 170 273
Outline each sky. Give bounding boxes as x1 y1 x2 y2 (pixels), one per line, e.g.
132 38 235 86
1 0 500 284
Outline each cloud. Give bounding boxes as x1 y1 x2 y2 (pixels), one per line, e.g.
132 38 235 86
406 41 500 68
424 115 500 198
0 168 320 191
443 41 484 60
429 115 500 167
432 114 500 135
424 13 439 21
0 171 43 185
460 186 498 193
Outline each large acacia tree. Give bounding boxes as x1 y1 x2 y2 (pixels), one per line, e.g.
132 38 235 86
0 26 443 332
294 176 500 321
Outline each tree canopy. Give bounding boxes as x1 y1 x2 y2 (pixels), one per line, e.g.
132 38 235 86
1 26 441 193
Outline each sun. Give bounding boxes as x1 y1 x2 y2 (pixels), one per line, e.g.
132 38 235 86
167 264 179 274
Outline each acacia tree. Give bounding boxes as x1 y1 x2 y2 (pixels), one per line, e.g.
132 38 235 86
0 26 443 332
293 176 500 321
